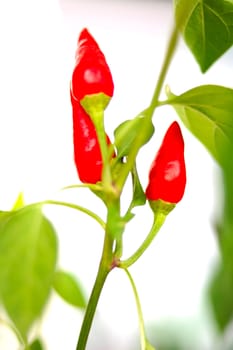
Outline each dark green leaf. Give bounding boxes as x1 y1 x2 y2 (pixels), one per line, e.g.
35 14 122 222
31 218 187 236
126 164 146 218
53 270 87 309
208 108 233 332
209 264 233 331
114 114 154 159
28 338 44 350
0 207 58 339
165 85 233 165
220 118 233 231
175 0 233 72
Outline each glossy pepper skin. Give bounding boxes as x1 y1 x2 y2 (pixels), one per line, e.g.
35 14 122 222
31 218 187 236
71 28 114 103
145 121 186 204
71 94 113 184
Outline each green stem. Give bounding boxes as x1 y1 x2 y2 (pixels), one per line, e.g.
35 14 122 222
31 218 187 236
76 232 113 350
115 114 151 191
115 25 179 192
0 318 26 347
91 110 112 190
61 183 103 192
120 212 166 268
148 25 179 117
114 236 123 258
21 200 106 230
122 268 149 350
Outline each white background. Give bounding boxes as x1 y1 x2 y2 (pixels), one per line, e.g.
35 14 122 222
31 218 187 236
0 0 232 349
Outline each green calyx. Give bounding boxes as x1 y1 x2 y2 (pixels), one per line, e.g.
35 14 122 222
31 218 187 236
80 92 114 191
81 92 111 117
149 199 176 216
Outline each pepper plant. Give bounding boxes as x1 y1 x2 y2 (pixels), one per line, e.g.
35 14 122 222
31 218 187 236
0 1 233 349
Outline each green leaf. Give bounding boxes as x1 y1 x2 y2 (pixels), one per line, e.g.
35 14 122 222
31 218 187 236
220 120 233 230
208 109 233 332
146 340 156 350
131 164 146 208
114 114 154 159
174 0 233 72
124 163 146 222
0 206 58 339
28 338 44 350
0 211 13 231
165 84 233 166
209 264 233 331
53 270 87 309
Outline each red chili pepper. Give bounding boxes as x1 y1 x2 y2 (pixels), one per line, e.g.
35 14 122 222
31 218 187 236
71 28 114 104
145 121 186 204
71 94 114 184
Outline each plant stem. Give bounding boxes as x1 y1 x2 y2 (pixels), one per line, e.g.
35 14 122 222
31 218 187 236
75 23 179 350
0 318 26 348
91 110 112 190
115 25 179 192
61 183 103 192
120 212 166 268
76 232 113 350
148 25 179 117
23 200 106 230
115 114 151 191
123 268 150 350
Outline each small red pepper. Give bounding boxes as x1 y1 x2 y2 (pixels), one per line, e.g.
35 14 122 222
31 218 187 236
71 94 114 184
145 121 186 204
71 28 114 108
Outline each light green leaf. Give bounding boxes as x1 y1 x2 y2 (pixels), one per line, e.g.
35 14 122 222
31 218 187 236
114 114 154 159
146 340 156 350
165 84 233 165
53 270 87 309
0 211 12 231
174 0 233 72
0 207 58 339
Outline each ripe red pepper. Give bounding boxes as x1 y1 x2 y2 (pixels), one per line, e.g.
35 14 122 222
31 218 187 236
71 94 114 184
145 121 186 204
71 28 114 105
